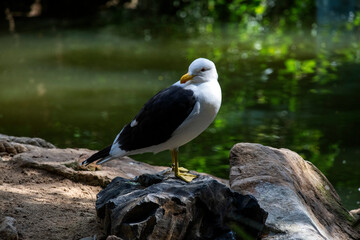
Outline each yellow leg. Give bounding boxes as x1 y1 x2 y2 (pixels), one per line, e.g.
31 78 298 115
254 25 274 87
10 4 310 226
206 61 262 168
170 148 197 183
171 149 188 173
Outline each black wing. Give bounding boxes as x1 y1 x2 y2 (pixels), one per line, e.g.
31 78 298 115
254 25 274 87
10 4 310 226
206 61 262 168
116 85 196 151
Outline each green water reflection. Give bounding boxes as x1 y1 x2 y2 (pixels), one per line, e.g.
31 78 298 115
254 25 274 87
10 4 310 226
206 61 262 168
0 28 359 210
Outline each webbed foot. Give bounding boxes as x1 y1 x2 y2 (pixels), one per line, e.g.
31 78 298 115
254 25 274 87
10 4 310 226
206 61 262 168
175 171 198 183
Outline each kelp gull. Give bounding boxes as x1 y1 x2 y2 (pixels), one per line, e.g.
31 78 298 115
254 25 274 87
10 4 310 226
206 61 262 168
81 58 222 182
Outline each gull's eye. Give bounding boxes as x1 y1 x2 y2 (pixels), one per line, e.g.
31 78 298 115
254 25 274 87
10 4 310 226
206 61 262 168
200 68 206 72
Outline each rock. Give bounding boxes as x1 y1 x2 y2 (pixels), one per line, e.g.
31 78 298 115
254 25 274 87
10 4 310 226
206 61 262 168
12 149 167 187
0 141 27 156
0 216 18 240
0 134 55 149
96 173 268 240
229 143 360 240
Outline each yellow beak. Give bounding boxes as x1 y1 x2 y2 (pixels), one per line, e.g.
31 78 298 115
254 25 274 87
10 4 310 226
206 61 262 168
180 73 194 84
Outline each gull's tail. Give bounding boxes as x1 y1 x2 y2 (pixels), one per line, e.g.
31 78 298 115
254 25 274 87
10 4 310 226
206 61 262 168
81 145 113 166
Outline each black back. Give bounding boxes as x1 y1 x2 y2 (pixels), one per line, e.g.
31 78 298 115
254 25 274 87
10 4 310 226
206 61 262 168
117 85 196 151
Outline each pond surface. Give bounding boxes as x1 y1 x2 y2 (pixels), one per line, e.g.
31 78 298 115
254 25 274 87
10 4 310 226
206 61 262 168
0 27 359 210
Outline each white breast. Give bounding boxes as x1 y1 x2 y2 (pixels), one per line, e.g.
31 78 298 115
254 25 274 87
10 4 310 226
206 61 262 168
151 80 222 152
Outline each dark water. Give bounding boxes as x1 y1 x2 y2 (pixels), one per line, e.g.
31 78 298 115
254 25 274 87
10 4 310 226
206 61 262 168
0 28 359 210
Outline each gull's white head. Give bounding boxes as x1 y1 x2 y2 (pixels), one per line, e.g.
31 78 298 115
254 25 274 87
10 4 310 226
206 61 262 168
180 58 218 84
